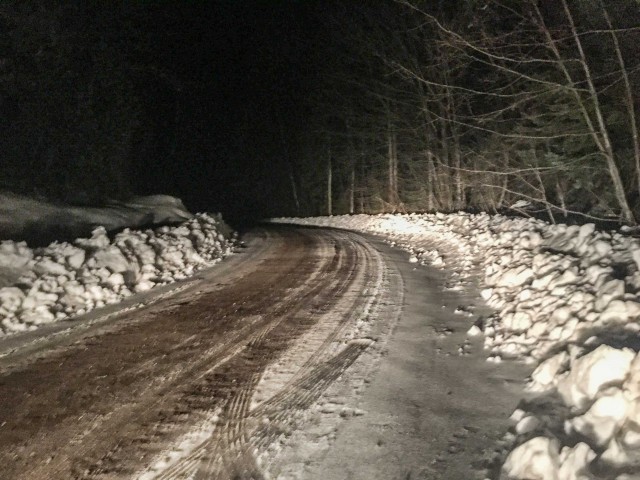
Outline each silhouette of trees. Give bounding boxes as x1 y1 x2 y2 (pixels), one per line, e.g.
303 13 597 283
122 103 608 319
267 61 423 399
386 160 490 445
293 0 640 224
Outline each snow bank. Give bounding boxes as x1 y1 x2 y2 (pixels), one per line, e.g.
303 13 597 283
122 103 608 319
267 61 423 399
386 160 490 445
0 213 235 335
273 213 640 479
0 192 194 243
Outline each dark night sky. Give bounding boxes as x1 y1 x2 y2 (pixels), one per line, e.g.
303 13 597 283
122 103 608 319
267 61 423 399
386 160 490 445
130 0 325 225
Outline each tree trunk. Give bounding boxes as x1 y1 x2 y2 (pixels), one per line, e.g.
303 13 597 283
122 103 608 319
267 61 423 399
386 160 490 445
427 151 437 211
602 4 640 207
359 138 366 213
556 179 567 218
346 124 356 215
561 0 634 224
349 165 355 214
439 115 452 210
277 113 300 214
387 125 399 211
327 144 332 216
288 169 300 214
452 129 463 209
536 1 635 224
534 167 555 224
496 152 509 209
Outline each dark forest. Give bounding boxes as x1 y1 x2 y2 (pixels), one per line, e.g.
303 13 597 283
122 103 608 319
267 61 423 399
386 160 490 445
1 0 639 226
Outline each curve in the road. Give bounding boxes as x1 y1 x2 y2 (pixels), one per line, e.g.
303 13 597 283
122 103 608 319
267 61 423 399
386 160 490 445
0 226 401 480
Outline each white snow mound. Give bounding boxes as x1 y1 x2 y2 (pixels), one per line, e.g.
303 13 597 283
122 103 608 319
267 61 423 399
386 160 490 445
0 213 235 335
273 213 640 479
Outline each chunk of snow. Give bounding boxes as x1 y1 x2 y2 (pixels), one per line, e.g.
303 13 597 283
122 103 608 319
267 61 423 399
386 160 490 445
0 287 25 313
600 437 631 468
510 408 527 423
568 389 628 446
592 240 612 260
515 415 540 435
529 351 569 392
557 345 634 410
0 241 32 270
20 306 56 325
495 266 534 289
33 257 68 276
104 273 125 288
549 269 580 289
75 226 110 250
22 291 58 310
134 280 155 293
599 300 631 324
502 437 560 480
557 442 595 480
467 325 482 336
595 280 625 312
90 246 131 274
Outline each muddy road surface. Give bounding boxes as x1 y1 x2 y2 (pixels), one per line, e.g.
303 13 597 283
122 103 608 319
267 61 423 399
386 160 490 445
0 226 402 479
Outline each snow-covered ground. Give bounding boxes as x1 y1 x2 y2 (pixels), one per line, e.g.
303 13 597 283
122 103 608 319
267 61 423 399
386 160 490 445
273 213 640 480
0 192 195 244
0 194 236 336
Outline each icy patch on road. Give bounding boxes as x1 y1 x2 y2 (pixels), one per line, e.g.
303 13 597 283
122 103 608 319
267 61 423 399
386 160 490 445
273 213 640 479
0 213 236 336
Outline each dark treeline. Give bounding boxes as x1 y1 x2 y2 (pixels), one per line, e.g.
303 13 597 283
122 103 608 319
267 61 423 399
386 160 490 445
1 1 639 225
0 1 313 221
288 0 640 225
0 3 165 204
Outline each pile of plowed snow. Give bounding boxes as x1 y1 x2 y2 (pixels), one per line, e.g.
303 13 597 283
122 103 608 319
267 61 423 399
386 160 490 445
274 213 640 480
0 213 235 335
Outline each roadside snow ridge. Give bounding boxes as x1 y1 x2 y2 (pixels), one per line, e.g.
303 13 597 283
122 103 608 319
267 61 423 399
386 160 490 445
274 212 640 480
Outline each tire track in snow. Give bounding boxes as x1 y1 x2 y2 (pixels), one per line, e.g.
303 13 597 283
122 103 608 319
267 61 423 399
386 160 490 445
0 227 399 480
96 229 364 479
76 229 348 479
138 232 393 480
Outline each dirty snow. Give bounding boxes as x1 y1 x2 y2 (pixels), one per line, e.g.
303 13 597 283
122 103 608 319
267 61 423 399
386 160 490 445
0 195 236 336
274 212 640 479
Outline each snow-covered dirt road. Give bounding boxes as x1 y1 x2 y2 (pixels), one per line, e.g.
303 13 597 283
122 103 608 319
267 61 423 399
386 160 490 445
0 225 523 479
268 232 527 480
